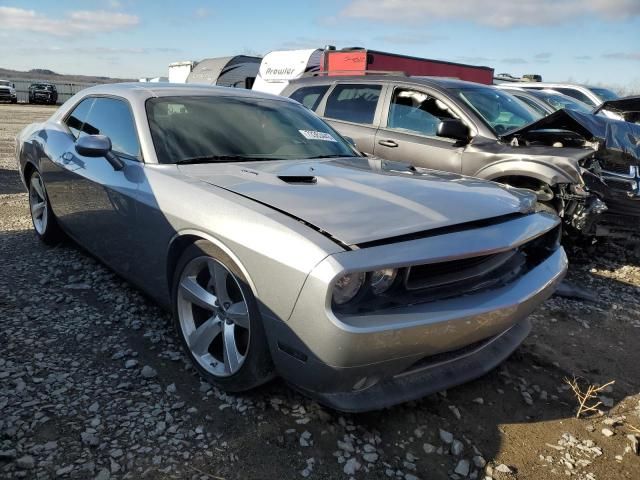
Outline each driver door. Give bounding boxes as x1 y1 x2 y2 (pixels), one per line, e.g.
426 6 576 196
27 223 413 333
373 86 463 173
48 96 144 276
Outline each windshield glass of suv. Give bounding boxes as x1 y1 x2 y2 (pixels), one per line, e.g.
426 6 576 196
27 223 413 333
146 96 358 164
537 92 592 113
590 88 618 102
0 81 10 87
453 87 538 134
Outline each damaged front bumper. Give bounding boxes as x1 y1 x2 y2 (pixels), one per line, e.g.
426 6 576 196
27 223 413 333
560 162 640 241
503 108 640 241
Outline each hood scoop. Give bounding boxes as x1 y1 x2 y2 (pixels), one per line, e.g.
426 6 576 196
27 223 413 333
278 175 317 184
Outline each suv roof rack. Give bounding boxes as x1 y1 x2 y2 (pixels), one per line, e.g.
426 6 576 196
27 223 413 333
302 70 408 78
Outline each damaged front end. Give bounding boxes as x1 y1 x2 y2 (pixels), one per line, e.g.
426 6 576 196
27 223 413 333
503 109 640 241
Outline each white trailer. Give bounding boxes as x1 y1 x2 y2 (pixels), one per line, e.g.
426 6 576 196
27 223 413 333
252 49 323 95
168 61 196 83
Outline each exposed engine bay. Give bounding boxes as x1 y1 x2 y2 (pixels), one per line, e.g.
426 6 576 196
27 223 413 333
502 109 640 241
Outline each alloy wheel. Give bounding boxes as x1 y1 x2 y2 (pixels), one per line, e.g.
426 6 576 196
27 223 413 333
29 173 48 235
177 256 250 377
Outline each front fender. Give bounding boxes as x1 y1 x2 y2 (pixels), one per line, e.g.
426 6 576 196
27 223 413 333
476 158 582 186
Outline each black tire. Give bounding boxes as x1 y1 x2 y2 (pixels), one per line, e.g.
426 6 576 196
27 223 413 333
27 170 64 245
172 240 274 392
11 99 17 104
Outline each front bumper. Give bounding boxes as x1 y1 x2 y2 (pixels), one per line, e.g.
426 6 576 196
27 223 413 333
574 167 640 240
266 213 567 411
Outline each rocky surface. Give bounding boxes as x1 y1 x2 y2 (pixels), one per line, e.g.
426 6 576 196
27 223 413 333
1 104 639 479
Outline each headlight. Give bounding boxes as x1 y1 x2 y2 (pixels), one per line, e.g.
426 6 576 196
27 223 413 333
332 272 365 305
370 268 397 295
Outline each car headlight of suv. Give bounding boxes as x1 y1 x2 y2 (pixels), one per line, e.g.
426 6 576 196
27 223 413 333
332 272 366 305
370 268 397 295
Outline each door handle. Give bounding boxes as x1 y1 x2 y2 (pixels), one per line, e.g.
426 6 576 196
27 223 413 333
378 139 398 148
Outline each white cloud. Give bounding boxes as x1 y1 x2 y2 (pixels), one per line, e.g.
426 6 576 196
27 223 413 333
194 7 211 18
603 52 640 61
501 57 528 64
340 0 640 28
0 6 138 37
8 45 179 56
376 33 445 45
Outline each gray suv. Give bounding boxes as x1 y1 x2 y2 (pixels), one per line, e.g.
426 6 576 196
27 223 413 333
282 75 640 243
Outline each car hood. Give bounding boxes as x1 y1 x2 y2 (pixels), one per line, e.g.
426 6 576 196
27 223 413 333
179 157 534 246
594 95 640 115
501 108 640 165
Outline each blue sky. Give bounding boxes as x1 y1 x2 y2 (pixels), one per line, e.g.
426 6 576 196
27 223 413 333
1 0 639 89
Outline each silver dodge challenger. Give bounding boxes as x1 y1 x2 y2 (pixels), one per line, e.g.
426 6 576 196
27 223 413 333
16 83 567 411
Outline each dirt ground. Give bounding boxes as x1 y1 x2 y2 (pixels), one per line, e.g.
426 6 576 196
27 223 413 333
0 103 639 480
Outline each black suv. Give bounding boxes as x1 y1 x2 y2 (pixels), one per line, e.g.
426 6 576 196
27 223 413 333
28 83 58 105
282 75 640 243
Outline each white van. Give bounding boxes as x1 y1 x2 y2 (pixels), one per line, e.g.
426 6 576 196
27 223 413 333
252 49 323 95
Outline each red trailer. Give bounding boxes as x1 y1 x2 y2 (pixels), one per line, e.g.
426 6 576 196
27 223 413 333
324 48 494 85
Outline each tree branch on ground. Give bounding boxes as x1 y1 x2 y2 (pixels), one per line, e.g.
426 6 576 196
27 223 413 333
564 377 615 418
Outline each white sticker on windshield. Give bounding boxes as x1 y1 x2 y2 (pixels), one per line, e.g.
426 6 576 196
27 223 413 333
299 130 337 142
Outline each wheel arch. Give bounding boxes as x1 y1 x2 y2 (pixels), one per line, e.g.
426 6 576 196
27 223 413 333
22 161 37 186
477 160 579 186
166 230 258 299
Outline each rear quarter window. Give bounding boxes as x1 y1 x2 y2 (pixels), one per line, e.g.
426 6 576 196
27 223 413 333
289 85 330 111
324 84 382 125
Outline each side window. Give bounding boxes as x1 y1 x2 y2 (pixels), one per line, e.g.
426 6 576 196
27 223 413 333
387 88 456 136
514 94 549 116
65 98 95 138
82 97 141 159
289 85 330 111
324 84 382 125
554 88 595 106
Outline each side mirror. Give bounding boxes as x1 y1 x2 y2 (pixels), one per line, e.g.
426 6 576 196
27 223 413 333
75 135 124 170
11 83 15 89
437 119 470 143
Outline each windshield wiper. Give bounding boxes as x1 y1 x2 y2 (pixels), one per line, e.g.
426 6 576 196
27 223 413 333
175 155 276 164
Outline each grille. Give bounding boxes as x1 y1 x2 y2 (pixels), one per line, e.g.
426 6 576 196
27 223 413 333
335 225 561 315
405 250 517 291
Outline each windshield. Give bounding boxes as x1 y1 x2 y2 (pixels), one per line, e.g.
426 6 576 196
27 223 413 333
532 91 592 113
146 96 358 164
32 84 53 90
453 87 538 134
590 87 618 102
0 81 10 87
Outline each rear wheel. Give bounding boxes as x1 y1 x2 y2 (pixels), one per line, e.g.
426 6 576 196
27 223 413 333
28 170 64 245
172 241 274 392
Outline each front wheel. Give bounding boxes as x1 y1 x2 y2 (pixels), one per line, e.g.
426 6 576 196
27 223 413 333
28 170 64 245
172 241 274 392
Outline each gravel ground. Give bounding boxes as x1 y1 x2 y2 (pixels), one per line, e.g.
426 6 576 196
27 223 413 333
1 104 639 480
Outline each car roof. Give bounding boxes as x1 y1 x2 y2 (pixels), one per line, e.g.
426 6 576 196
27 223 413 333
287 75 491 90
78 82 297 104
513 82 600 89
